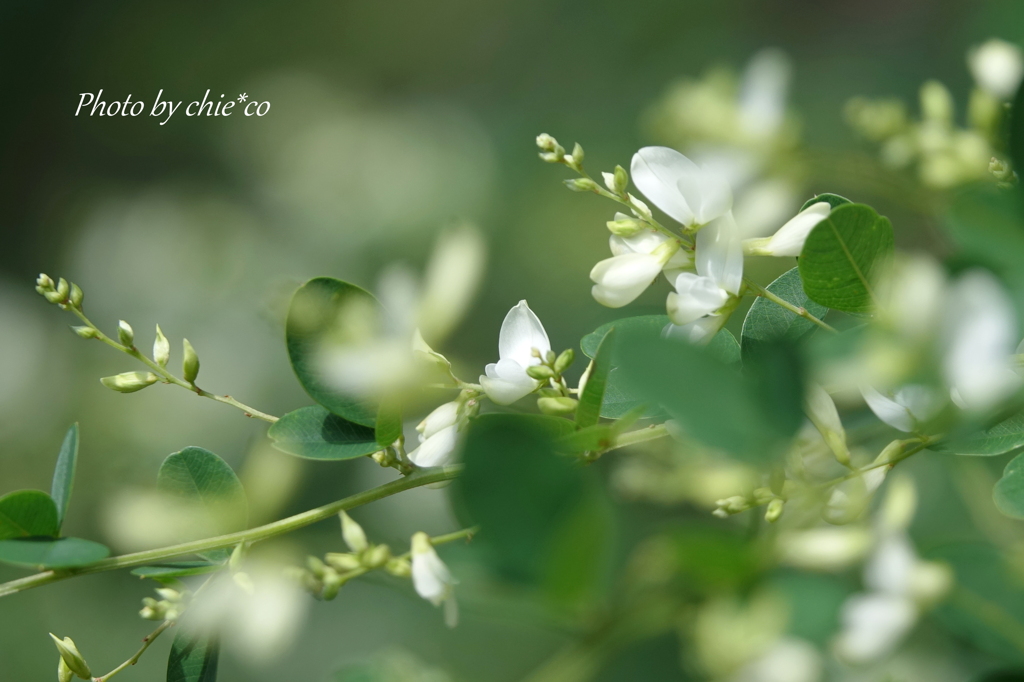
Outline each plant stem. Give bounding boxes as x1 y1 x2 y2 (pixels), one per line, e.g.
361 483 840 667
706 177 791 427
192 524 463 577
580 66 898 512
743 278 837 333
604 424 671 452
0 464 462 599
94 619 175 681
70 307 279 423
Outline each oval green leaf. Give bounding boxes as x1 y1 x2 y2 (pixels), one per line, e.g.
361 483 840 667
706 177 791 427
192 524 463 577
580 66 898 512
741 267 828 361
932 412 1024 456
798 203 894 313
167 630 220 682
800 193 852 212
132 561 222 581
0 536 109 568
158 447 248 533
50 423 79 530
576 327 616 429
0 490 60 539
286 277 379 427
268 406 381 460
995 452 1024 519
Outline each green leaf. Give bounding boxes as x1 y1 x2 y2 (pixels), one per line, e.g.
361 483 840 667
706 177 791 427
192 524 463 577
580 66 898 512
800 193 852 212
0 490 60 539
798 203 894 313
286 277 379 427
576 327 616 429
132 562 222 582
167 630 220 682
374 399 403 448
0 536 109 568
268 406 380 461
158 447 248 533
50 423 79 530
582 315 668 359
741 268 828 361
994 452 1024 519
931 412 1024 456
707 328 741 365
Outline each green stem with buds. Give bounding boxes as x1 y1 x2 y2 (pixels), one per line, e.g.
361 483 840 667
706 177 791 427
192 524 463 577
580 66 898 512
0 464 462 599
743 278 837 334
94 619 175 682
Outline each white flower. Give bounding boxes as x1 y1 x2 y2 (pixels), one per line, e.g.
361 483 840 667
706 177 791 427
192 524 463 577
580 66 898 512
408 424 460 468
666 211 743 328
969 38 1024 100
730 637 821 682
630 146 733 228
417 400 461 440
860 383 943 433
737 48 792 141
411 532 458 627
833 592 918 664
480 300 550 405
743 201 831 257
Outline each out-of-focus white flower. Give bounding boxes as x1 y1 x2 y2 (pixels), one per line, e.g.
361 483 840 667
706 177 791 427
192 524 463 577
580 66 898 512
408 424 461 468
609 214 694 276
480 300 550 405
743 202 831 257
943 269 1021 410
729 637 822 682
411 532 458 627
824 468 887 525
738 48 792 141
969 38 1024 100
860 384 943 433
590 239 682 308
631 146 733 228
805 383 850 465
776 527 873 572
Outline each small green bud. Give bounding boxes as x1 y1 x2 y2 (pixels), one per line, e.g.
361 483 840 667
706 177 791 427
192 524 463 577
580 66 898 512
567 142 584 169
58 656 73 682
340 511 369 553
153 325 170 367
765 498 785 523
545 349 556 365
564 177 598 192
537 396 578 416
554 348 575 374
36 273 55 291
71 326 97 339
49 634 91 680
535 133 559 152
526 365 555 381
385 557 412 577
43 288 66 304
321 569 343 601
100 371 159 393
363 543 391 569
920 80 954 124
55 278 70 301
627 194 652 220
990 157 1016 183
117 320 135 347
606 217 644 236
155 587 181 602
306 556 328 579
325 552 362 571
613 165 629 193
68 283 84 309
182 339 200 383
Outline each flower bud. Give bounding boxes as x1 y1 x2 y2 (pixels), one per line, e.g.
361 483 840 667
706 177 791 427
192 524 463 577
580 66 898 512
567 142 584 169
990 157 1016 183
55 278 70 301
306 556 328 579
554 348 574 374
117 320 135 347
155 587 182 602
182 339 200 383
100 371 159 393
58 656 73 682
613 165 629 193
340 511 368 553
153 325 170 367
545 349 556 365
537 396 578 416
564 178 598 192
68 283 84 309
920 80 954 125
765 498 784 523
71 326 97 339
36 273 55 291
320 569 343 601
606 217 645 236
526 365 555 380
363 543 392 569
49 634 91 680
535 133 559 152
325 552 362 571
628 194 652 220
385 557 412 577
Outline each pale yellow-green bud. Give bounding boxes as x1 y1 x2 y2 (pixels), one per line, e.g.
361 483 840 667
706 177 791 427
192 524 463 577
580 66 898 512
544 349 556 365
321 569 343 601
990 157 1016 183
43 287 66 304
564 177 598 192
567 142 584 169
100 371 158 393
229 541 247 570
385 557 412 577
36 273 55 291
537 396 578 416
117 320 135 347
340 511 369 553
72 326 97 339
325 552 362 571
68 283 84 309
155 587 181 602
627 194 652 220
182 339 200 383
58 656 73 682
613 165 629 193
874 438 909 466
554 348 574 375
535 133 559 152
49 634 91 680
765 498 785 523
526 365 555 381
153 325 170 367
920 80 954 125
306 556 328 579
606 217 644 236
363 543 391 569
55 278 70 301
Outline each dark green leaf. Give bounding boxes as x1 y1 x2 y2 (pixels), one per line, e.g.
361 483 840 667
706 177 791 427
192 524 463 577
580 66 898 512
50 423 79 530
707 328 741 365
0 490 60 539
798 203 894 313
741 268 828 361
132 562 222 581
158 447 248 533
286 277 378 427
576 327 616 429
167 630 220 682
375 399 403 448
558 424 614 454
582 315 668 359
268 406 380 461
800 193 852 212
932 412 1024 456
0 536 109 568
995 453 1024 519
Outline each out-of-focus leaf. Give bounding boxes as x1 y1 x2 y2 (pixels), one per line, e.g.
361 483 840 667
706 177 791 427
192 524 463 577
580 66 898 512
666 525 760 590
995 453 1024 519
50 423 79 530
375 399 403 448
268 406 380 461
576 328 616 429
799 203 894 313
972 672 1024 681
741 268 828 361
158 447 248 533
543 486 614 609
286 277 378 427
769 570 850 647
0 490 60 539
167 630 219 682
0 537 109 568
932 412 1024 456
132 562 222 581
800 193 852 212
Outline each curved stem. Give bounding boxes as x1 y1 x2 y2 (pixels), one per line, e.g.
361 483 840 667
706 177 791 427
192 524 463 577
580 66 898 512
743 278 837 334
94 619 175 682
0 464 462 599
604 424 670 452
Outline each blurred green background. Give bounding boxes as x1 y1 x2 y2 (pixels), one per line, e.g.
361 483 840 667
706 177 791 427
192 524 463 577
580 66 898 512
4 1 1024 680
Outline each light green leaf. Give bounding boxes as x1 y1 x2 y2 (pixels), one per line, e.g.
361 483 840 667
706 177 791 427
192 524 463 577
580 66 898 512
50 423 79 530
994 452 1024 519
132 562 222 582
268 406 380 461
167 630 220 682
158 447 248 533
576 327 616 429
741 268 828 361
286 277 378 427
375 399 403 448
0 490 60 539
932 412 1024 456
800 193 852 212
798 203 894 313
0 537 109 568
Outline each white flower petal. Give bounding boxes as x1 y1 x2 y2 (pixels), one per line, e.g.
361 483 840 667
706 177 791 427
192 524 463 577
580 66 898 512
590 253 665 308
969 39 1024 99
662 316 727 345
498 300 550 368
631 146 700 226
411 543 454 606
609 229 669 256
696 211 743 294
738 48 791 139
480 369 538 405
833 593 917 664
864 533 917 595
763 202 830 257
408 425 460 468
731 637 821 682
691 165 734 226
667 273 729 325
861 384 916 432
417 401 461 440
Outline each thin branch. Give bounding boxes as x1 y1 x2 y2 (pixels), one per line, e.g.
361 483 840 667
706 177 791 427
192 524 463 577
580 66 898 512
743 278 837 334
